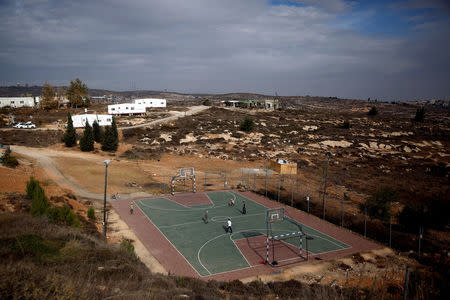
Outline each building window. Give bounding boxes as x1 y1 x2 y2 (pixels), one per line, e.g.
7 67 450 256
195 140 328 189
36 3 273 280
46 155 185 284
111 108 115 111
20 101 24 104
107 119 111 122
131 107 134 110
11 101 14 104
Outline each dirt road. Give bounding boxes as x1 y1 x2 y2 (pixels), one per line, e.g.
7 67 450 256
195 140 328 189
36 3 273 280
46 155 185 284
120 105 209 129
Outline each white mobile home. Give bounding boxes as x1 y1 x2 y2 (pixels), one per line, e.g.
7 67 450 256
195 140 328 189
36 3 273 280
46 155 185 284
0 97 37 108
108 103 146 115
132 98 166 108
71 114 113 128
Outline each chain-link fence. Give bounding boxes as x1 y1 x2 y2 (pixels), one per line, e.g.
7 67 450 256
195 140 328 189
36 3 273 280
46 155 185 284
143 166 430 258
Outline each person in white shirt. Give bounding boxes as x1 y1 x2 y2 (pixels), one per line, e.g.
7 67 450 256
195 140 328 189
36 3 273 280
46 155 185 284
226 217 232 233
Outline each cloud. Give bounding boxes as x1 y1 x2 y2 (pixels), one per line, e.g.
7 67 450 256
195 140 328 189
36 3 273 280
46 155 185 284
0 0 449 100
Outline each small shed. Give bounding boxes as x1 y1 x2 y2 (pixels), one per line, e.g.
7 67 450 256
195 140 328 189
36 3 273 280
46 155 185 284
270 159 297 175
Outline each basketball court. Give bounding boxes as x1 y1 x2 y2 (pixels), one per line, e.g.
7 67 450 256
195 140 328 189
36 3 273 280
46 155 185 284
109 189 383 280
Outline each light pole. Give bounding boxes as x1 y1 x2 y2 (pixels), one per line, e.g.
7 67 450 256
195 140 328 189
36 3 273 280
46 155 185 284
103 159 111 238
322 151 331 220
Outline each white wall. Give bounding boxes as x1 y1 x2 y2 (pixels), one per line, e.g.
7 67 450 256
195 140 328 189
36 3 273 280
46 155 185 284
132 98 166 108
0 97 36 108
108 103 146 115
72 114 112 128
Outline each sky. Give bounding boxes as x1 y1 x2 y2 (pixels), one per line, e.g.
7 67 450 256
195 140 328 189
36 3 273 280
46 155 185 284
0 0 449 100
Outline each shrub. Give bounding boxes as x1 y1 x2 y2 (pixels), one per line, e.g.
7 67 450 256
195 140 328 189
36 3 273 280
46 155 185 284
413 107 425 122
341 120 351 129
360 186 396 221
27 177 50 217
367 106 378 116
46 205 81 228
202 99 211 106
120 239 136 258
2 152 19 168
87 207 95 220
239 116 255 132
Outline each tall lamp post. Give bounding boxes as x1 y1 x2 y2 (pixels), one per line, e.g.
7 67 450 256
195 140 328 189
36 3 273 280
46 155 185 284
103 160 111 238
322 151 331 220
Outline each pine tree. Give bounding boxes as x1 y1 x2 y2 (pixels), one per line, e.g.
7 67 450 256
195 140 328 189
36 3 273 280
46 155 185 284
101 126 112 151
28 177 49 216
63 112 77 147
111 117 119 151
92 120 103 143
80 121 94 151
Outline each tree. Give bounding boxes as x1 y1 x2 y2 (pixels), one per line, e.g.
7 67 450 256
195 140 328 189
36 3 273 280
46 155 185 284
92 120 103 143
27 177 49 217
111 117 118 150
40 82 57 109
66 78 89 108
63 112 77 147
413 107 425 122
79 121 94 151
240 116 255 132
101 118 118 152
56 86 66 108
360 186 397 221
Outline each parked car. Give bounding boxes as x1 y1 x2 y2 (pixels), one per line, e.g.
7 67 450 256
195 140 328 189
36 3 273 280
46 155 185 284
13 122 36 129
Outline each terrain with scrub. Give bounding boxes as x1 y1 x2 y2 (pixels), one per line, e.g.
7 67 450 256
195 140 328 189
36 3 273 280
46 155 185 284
0 97 448 299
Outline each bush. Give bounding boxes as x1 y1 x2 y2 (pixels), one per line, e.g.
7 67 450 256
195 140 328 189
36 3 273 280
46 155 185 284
239 117 255 132
202 99 211 106
120 239 136 258
87 207 95 220
2 152 19 168
360 186 396 221
367 106 378 116
28 177 49 217
46 205 81 228
413 107 425 122
341 120 351 129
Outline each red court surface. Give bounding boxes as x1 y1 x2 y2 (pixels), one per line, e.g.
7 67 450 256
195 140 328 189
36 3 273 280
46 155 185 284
110 191 383 281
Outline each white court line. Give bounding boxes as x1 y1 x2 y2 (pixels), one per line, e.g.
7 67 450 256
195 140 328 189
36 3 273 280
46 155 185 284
197 233 229 275
138 198 227 212
134 200 203 277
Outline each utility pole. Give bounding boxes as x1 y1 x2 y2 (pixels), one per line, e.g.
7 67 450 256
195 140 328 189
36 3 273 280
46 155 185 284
322 151 331 219
103 160 111 238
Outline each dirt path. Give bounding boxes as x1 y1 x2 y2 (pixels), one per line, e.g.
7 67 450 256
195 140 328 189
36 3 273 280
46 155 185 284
120 105 209 129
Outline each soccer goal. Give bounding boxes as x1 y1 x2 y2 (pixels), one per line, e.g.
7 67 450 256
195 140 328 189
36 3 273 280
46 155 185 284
265 208 308 265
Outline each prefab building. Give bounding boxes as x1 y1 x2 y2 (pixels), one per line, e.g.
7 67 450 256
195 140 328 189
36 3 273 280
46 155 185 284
71 114 113 128
0 97 37 108
108 103 146 115
132 98 166 108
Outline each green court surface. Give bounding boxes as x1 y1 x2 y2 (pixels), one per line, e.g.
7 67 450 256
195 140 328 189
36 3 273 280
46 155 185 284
135 191 350 276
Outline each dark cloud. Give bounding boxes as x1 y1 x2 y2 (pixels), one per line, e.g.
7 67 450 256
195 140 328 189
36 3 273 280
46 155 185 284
0 0 449 100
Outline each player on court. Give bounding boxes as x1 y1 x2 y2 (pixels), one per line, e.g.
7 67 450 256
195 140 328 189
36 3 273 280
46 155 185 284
226 217 232 233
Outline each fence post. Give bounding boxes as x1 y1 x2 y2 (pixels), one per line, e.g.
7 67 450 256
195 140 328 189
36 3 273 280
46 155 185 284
389 215 392 248
277 176 281 202
265 170 268 197
403 266 410 300
253 173 256 191
290 177 294 207
204 172 207 191
364 206 367 238
418 227 423 258
306 193 310 213
247 171 250 190
224 172 227 189
341 196 344 227
241 169 244 185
